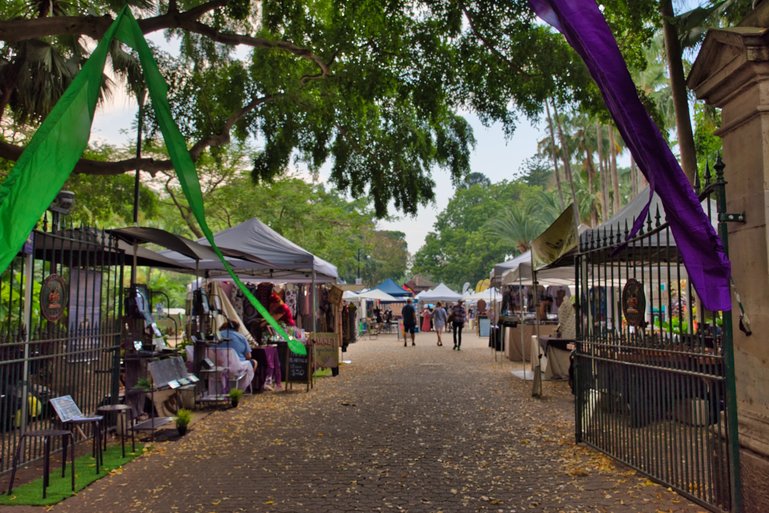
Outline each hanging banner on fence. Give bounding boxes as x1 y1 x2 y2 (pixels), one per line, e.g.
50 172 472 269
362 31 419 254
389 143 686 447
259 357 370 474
67 268 102 362
40 274 67 322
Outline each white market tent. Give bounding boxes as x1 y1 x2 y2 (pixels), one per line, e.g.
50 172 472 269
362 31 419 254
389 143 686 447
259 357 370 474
356 289 400 302
342 290 360 300
582 187 716 251
490 252 531 287
418 283 463 303
464 287 499 303
501 260 575 286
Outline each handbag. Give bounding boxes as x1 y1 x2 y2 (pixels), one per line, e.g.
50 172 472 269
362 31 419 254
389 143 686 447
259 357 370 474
447 312 455 323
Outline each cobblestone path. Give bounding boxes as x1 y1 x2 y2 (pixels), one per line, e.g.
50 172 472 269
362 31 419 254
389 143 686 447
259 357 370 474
3 331 705 513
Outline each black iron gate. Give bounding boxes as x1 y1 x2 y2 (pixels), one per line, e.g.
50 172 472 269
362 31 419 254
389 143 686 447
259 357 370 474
574 160 741 512
0 221 124 473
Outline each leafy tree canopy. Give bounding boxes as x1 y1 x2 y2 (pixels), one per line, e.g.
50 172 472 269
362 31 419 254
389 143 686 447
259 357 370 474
0 0 617 220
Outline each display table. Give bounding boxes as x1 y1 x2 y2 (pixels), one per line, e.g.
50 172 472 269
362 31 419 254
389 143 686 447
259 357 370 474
504 323 557 362
254 345 282 392
537 336 574 380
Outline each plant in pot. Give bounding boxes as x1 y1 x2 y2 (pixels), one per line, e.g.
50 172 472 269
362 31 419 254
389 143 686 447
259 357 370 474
175 408 192 436
228 388 244 408
133 377 152 392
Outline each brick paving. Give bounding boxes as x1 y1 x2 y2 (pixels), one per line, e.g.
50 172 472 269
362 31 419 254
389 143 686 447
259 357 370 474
1 330 705 513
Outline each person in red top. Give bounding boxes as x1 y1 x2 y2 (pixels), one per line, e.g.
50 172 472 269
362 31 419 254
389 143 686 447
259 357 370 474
421 306 432 333
269 292 295 327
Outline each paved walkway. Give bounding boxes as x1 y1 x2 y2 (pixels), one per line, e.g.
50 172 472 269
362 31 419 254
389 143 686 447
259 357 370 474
3 331 704 513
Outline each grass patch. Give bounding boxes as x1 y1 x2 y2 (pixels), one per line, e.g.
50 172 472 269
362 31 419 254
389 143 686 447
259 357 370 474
312 368 333 378
0 443 145 506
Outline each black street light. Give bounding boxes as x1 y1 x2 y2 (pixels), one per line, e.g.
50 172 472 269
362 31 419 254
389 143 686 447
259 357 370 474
356 248 362 285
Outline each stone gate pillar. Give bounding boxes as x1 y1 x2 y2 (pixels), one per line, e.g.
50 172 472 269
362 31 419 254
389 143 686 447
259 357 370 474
689 27 769 513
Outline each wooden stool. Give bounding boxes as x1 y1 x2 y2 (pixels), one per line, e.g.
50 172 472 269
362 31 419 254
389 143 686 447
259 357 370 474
97 404 135 458
8 429 75 498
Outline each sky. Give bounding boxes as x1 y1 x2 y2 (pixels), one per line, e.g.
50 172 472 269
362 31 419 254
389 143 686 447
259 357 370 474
377 117 544 252
90 95 545 255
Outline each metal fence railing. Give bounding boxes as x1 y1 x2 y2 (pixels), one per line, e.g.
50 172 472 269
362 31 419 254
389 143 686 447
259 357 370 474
0 222 123 473
574 159 741 512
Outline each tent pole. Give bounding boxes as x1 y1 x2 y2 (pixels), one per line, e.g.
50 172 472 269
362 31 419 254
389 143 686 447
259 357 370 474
20 248 33 433
532 268 542 398
130 89 145 288
312 270 317 333
519 274 525 380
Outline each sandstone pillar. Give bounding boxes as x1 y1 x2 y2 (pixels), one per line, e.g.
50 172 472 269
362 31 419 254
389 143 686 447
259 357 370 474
689 27 769 513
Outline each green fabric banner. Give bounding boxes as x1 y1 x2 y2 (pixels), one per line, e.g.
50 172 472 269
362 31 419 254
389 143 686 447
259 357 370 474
0 7 306 355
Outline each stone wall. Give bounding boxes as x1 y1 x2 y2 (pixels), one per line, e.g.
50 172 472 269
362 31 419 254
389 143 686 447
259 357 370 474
689 27 769 513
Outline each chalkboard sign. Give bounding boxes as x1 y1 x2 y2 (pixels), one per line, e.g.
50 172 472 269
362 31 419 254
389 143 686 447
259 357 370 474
287 353 309 382
285 342 312 392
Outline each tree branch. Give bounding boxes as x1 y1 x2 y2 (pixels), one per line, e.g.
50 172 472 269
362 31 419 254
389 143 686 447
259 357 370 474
188 94 275 158
179 20 330 78
460 4 534 80
0 1 329 77
0 92 274 175
164 176 203 238
0 1 225 42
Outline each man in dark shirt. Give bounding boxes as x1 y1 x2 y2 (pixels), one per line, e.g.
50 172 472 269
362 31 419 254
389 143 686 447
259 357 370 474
401 298 417 347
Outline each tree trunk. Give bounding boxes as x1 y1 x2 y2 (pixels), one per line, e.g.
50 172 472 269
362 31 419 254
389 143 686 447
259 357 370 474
609 127 621 214
583 137 598 226
545 100 565 210
630 155 638 197
597 123 609 221
632 155 648 192
660 0 697 184
552 101 580 225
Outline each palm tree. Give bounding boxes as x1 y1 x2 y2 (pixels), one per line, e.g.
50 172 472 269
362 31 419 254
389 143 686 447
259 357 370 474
0 1 147 124
660 0 698 184
596 122 609 221
609 126 621 215
485 203 548 253
544 100 565 210
551 100 581 228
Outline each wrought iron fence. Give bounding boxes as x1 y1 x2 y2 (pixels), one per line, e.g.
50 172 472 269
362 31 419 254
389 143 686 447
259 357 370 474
0 221 124 473
574 160 740 512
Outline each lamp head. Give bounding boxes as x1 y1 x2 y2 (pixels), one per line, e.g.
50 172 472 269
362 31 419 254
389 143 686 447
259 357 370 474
49 190 75 215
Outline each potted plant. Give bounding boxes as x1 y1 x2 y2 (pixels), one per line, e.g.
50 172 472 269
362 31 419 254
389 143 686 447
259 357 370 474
133 377 152 392
228 388 244 408
175 408 192 436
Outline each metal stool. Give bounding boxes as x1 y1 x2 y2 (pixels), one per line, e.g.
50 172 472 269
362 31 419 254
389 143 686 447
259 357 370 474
64 417 103 474
96 404 135 458
8 429 75 498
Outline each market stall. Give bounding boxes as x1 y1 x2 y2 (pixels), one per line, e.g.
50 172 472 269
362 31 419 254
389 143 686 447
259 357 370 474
418 283 462 303
493 252 565 363
462 287 497 336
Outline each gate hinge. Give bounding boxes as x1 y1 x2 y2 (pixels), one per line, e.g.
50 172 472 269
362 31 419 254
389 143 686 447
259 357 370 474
719 212 746 223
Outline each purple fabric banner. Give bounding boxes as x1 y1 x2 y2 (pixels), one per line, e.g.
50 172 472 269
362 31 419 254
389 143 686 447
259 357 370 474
529 0 731 312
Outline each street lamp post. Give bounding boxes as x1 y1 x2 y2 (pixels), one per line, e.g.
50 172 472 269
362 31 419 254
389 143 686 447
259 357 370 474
356 248 362 285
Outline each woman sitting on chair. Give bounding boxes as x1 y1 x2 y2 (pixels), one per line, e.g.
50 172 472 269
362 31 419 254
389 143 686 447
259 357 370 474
219 319 257 371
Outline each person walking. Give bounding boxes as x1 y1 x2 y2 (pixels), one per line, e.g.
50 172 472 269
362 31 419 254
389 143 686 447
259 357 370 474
421 306 432 333
451 300 467 350
431 301 448 346
401 298 417 347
